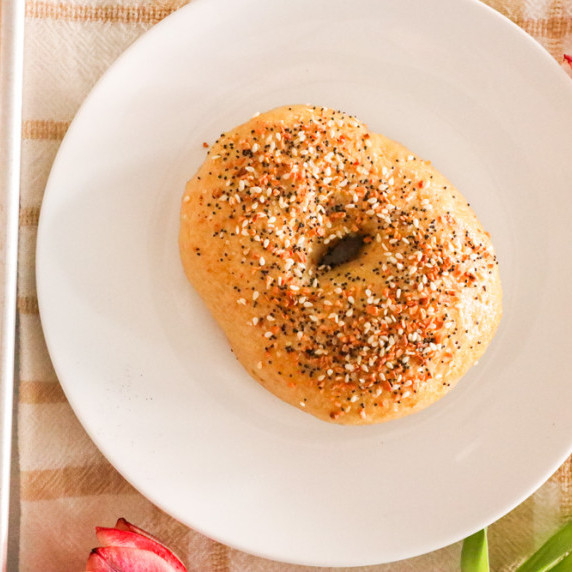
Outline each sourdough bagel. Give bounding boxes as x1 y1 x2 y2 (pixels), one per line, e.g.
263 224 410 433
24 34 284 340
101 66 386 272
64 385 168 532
179 105 502 424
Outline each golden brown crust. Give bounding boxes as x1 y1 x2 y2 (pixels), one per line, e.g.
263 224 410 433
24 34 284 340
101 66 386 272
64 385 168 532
179 105 502 424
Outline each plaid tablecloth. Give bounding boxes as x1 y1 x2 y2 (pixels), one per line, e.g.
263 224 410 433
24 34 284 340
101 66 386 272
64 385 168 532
16 0 572 570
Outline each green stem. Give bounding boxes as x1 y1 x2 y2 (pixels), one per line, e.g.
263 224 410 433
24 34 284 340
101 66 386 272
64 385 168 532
461 528 489 572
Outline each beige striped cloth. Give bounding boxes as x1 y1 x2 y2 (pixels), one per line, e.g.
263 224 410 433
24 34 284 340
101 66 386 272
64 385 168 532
16 0 572 570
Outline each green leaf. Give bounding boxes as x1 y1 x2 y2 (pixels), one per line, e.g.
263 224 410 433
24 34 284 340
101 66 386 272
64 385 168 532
516 521 572 572
550 551 572 572
461 528 490 572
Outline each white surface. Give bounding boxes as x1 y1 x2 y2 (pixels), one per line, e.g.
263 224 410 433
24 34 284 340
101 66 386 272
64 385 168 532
36 0 572 566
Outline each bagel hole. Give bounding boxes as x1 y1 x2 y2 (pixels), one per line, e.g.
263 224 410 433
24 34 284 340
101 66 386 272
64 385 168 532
319 234 367 269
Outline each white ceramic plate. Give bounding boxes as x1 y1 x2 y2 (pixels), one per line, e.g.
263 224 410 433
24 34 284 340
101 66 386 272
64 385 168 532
37 0 572 566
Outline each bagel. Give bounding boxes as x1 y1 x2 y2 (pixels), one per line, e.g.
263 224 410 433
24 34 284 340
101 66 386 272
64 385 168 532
179 105 502 424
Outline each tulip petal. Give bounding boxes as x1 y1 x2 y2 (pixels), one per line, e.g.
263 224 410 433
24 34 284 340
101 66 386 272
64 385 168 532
114 518 186 569
86 550 119 572
95 528 185 571
95 546 180 572
115 518 161 542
